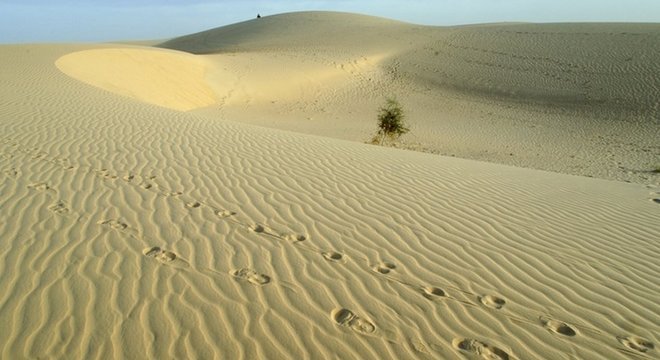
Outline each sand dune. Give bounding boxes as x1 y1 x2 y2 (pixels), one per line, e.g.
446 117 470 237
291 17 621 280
158 12 417 54
160 12 660 184
0 11 659 360
162 13 660 114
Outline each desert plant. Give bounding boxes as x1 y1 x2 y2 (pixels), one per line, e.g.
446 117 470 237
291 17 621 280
373 98 408 145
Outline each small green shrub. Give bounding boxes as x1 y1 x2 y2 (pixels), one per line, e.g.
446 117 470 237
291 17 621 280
373 98 408 145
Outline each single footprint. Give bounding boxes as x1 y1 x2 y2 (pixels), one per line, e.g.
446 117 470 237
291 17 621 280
54 158 72 168
216 210 236 218
372 261 396 275
322 251 347 263
452 338 510 360
249 224 265 233
98 219 128 231
231 268 271 286
617 335 654 353
652 198 660 204
3 168 17 177
422 286 446 300
95 169 117 180
163 191 182 197
47 201 69 215
479 295 506 309
143 247 177 263
331 308 376 334
185 201 201 208
27 182 50 191
283 234 306 242
540 317 576 337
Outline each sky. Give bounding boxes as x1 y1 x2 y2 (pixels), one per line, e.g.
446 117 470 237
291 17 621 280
1 0 659 43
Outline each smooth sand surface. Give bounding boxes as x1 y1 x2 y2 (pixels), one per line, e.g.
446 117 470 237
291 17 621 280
56 47 217 111
1 12 659 359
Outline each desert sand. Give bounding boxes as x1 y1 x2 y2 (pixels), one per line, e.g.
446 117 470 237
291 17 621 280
1 11 659 359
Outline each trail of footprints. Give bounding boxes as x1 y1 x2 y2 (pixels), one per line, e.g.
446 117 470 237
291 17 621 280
4 136 657 357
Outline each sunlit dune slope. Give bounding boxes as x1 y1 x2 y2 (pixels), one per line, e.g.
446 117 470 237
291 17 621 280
56 47 217 111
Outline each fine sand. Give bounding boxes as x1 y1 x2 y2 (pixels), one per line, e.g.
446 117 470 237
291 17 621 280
1 11 659 360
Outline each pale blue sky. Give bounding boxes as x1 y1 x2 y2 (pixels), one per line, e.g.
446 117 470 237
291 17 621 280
1 0 659 43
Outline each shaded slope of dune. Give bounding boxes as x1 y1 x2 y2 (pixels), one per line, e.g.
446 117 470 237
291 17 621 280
393 22 660 116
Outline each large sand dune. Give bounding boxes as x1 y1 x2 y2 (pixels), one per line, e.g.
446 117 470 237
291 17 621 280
160 12 660 184
0 12 659 359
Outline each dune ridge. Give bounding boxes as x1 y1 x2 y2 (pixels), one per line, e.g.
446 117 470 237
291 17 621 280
0 12 659 360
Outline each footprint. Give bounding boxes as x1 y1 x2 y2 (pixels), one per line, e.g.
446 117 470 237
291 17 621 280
540 317 576 337
95 169 117 180
31 152 47 160
331 308 376 334
143 246 177 263
3 168 17 177
249 224 265 233
422 286 446 300
372 262 396 275
452 338 510 360
122 174 135 182
27 182 50 191
216 210 236 218
185 201 201 208
617 335 654 353
479 295 506 309
54 158 74 170
231 268 271 286
97 219 128 231
163 191 182 197
652 198 660 204
283 234 306 242
373 266 391 274
47 201 69 215
322 251 347 263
